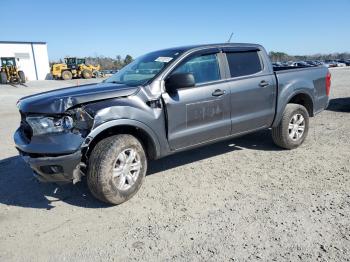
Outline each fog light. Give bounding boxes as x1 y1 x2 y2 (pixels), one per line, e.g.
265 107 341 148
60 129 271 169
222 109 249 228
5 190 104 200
40 165 63 174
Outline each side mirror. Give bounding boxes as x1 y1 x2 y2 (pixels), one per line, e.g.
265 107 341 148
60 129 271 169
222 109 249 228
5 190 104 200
165 73 195 93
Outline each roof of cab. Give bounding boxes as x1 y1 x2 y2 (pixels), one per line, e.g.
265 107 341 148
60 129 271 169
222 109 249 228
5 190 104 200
158 43 263 53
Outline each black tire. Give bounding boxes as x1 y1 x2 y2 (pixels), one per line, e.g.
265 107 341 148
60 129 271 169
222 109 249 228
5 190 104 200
92 70 99 78
272 103 309 149
82 69 92 79
18 71 26 83
61 70 72 80
0 72 7 84
10 76 20 84
87 134 147 205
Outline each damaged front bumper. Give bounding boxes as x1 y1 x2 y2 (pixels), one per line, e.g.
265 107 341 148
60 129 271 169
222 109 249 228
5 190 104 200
21 150 82 183
14 129 84 183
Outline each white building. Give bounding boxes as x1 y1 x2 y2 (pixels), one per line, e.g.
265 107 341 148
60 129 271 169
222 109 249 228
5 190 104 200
0 41 50 81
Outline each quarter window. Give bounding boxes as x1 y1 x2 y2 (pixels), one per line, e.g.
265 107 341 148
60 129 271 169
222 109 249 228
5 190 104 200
172 54 221 84
226 51 262 77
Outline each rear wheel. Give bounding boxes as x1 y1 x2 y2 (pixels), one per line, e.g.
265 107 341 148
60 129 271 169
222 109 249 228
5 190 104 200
92 70 99 78
87 134 147 205
0 72 7 84
61 70 72 80
272 103 309 149
18 71 26 83
82 69 92 79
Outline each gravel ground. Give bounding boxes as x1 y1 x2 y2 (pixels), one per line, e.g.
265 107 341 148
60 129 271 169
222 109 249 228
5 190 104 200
0 69 349 261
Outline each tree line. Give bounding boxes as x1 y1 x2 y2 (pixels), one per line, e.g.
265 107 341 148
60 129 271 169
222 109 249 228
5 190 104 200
85 55 133 70
269 51 350 62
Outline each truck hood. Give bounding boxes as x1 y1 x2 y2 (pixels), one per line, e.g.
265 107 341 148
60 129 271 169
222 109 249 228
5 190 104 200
18 82 139 114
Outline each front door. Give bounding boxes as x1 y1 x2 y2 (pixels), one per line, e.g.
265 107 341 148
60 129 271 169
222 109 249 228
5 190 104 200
162 52 231 150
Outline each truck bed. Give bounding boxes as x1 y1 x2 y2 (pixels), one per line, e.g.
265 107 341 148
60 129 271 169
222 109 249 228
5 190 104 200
273 65 320 71
273 65 329 119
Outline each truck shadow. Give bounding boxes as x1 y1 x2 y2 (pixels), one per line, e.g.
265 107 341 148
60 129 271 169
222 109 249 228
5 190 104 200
0 156 109 210
327 97 350 112
0 129 280 209
148 129 279 175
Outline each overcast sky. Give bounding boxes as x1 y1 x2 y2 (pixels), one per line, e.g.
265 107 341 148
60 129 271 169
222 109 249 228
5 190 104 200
2 0 350 60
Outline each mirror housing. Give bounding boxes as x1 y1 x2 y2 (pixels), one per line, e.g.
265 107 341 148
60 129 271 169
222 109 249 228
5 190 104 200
165 73 195 93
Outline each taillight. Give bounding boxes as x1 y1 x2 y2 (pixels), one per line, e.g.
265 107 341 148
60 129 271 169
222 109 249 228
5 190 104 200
326 72 331 96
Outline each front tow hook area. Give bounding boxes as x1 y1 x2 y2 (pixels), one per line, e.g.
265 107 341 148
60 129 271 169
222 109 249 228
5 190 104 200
20 150 83 183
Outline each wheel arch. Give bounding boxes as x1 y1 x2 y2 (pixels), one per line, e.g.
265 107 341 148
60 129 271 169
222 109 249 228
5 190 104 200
287 92 314 117
82 119 161 162
272 91 314 127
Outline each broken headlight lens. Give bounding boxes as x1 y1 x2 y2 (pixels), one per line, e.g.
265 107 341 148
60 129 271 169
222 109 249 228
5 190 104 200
26 116 74 135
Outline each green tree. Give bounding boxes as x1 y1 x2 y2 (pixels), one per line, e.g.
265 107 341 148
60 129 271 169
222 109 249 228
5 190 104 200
124 55 133 65
269 51 290 62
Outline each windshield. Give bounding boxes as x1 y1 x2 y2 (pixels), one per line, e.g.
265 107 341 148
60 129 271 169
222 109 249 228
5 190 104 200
1 57 16 67
105 49 183 86
65 58 76 65
77 58 85 64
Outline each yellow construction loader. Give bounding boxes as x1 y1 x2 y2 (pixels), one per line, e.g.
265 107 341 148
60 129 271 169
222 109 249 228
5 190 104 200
0 57 26 84
51 57 101 80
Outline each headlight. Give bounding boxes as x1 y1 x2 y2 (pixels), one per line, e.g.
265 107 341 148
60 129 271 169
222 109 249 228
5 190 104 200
26 116 74 135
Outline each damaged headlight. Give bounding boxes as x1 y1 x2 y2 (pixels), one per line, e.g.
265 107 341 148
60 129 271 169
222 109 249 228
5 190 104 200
26 116 74 135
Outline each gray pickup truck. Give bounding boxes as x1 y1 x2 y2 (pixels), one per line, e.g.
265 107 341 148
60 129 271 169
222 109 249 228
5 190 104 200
14 43 331 204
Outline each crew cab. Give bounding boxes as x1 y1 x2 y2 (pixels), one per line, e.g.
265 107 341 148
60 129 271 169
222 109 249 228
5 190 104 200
14 43 331 204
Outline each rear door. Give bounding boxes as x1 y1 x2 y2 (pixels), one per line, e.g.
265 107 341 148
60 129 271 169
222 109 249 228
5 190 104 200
223 49 276 134
162 49 231 150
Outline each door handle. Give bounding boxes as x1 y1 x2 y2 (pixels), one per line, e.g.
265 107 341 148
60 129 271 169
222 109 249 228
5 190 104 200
259 80 270 87
212 89 226 96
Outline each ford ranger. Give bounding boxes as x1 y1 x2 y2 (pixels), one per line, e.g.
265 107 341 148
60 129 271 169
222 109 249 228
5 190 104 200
14 43 331 204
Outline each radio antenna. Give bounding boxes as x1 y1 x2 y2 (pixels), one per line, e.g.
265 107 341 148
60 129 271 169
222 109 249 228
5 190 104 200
227 32 233 43
227 32 234 43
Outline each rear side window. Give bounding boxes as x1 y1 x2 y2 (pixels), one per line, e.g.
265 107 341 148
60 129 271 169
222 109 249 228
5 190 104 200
172 54 220 84
226 51 262 78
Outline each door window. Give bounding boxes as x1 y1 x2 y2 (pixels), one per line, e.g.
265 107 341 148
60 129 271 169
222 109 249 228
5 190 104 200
172 54 221 84
226 51 262 77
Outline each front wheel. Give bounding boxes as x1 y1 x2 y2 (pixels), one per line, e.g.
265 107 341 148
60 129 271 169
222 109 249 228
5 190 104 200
82 69 92 79
272 103 309 149
87 134 147 205
62 70 72 80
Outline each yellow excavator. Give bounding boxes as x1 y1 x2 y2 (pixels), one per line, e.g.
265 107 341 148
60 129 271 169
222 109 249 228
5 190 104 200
51 57 100 80
0 57 26 84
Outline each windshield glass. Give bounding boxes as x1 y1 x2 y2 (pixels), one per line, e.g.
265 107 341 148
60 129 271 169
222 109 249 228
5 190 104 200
65 58 76 65
77 58 85 64
105 49 183 86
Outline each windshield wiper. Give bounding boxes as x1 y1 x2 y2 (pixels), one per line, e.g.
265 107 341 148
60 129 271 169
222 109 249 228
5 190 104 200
108 81 124 84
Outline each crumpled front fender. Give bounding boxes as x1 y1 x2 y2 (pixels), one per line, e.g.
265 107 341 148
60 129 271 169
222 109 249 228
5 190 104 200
82 119 162 159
